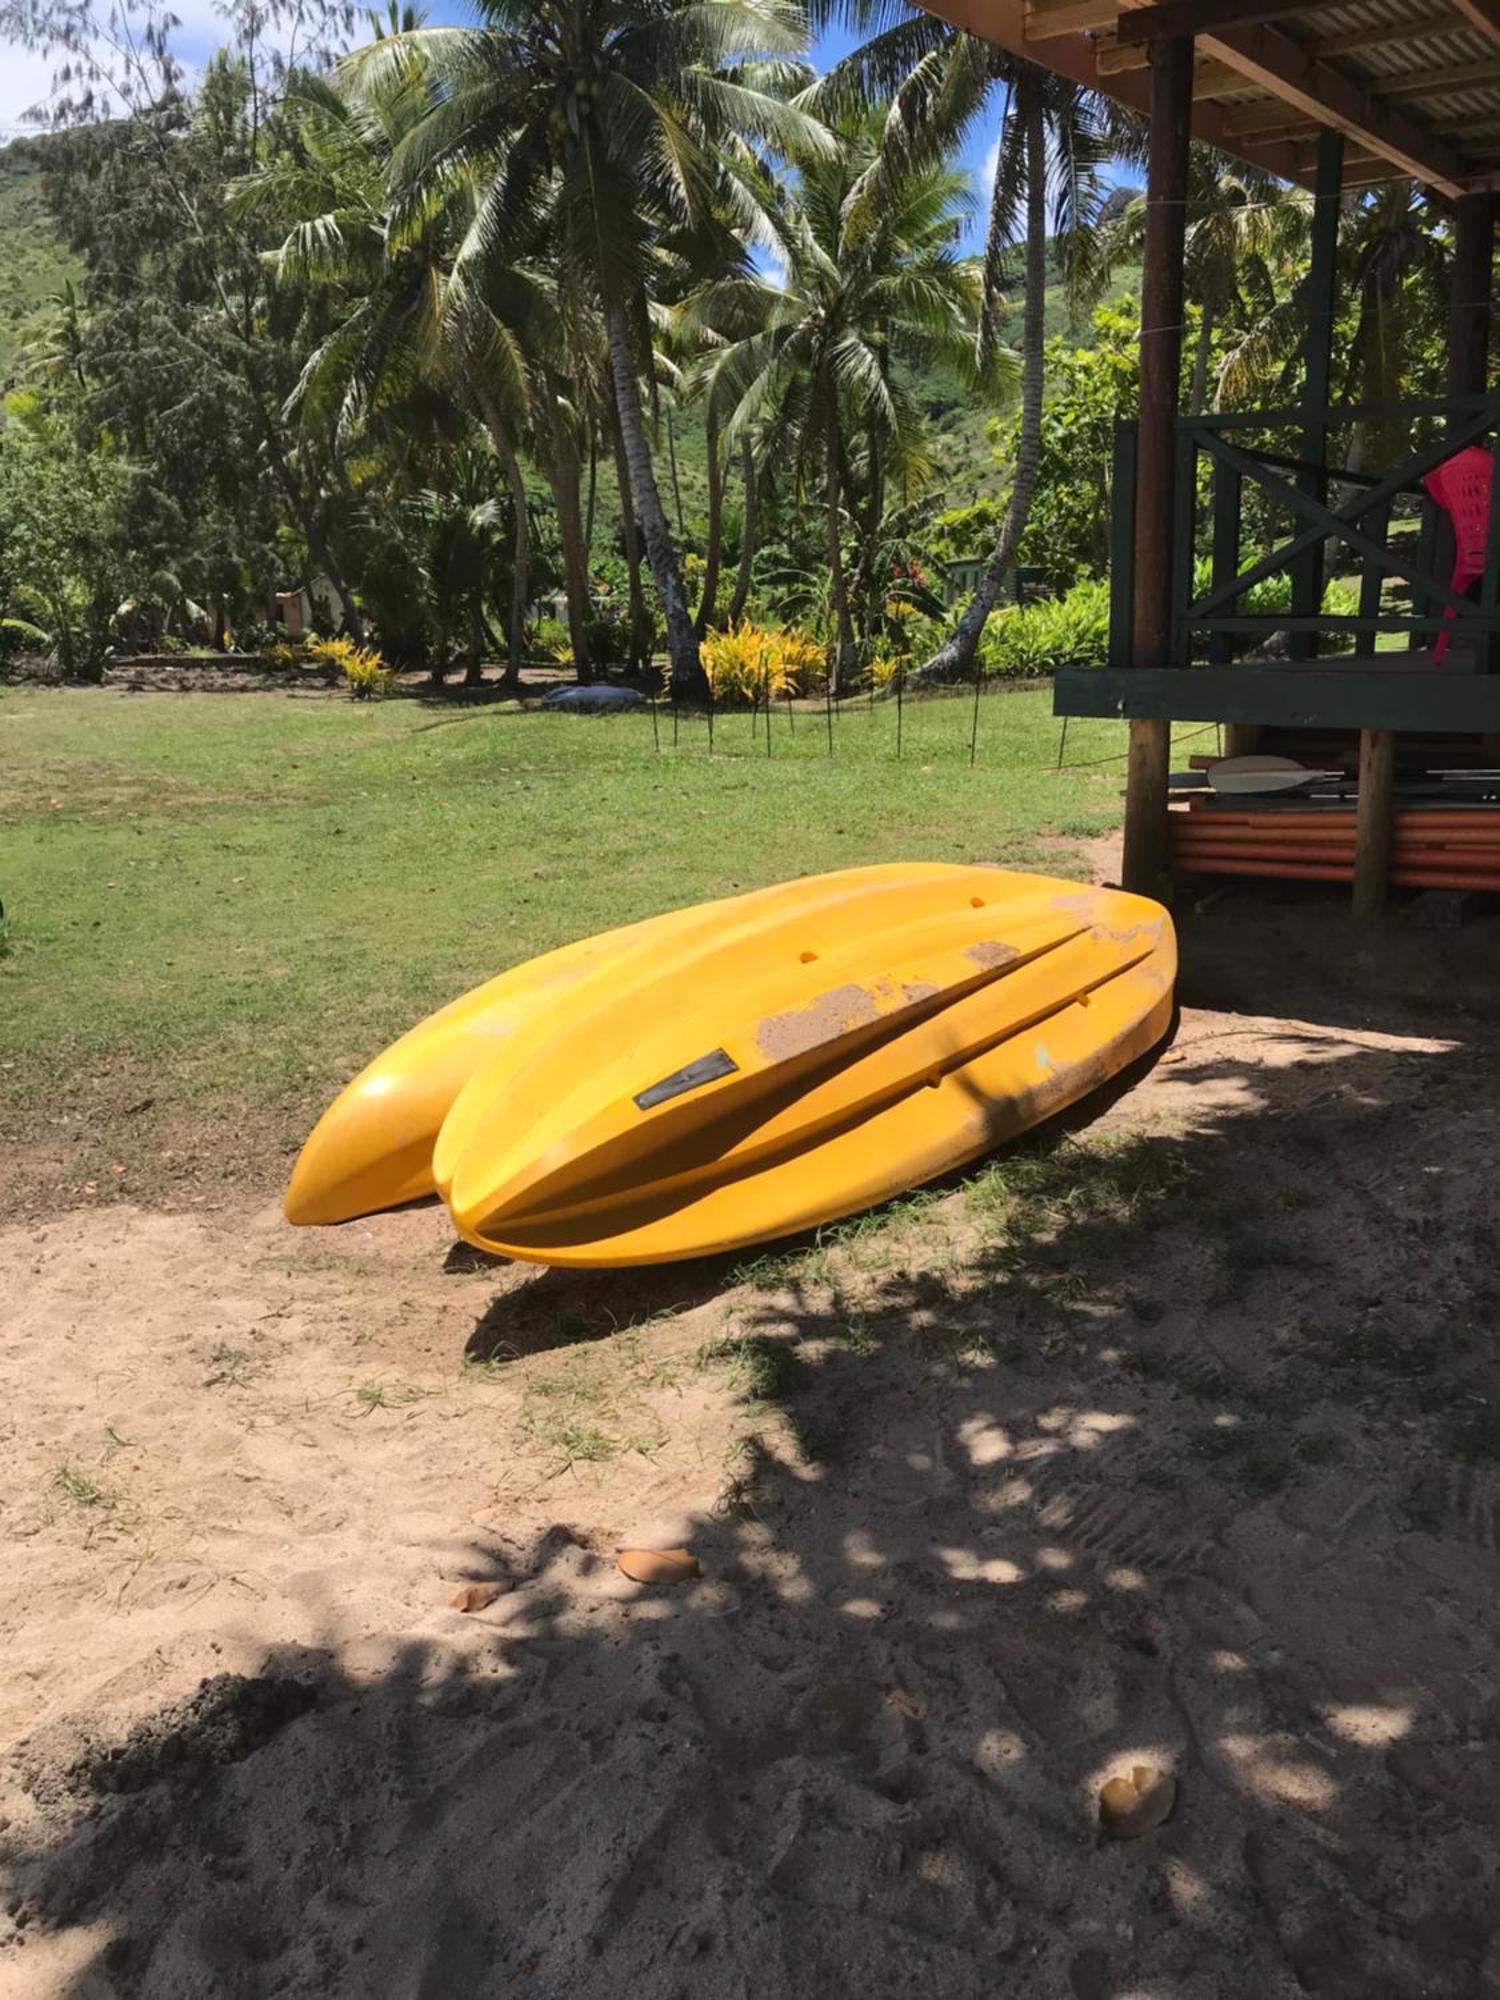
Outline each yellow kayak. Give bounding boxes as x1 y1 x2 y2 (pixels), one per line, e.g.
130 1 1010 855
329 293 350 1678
284 864 973 1225
438 866 1175 1267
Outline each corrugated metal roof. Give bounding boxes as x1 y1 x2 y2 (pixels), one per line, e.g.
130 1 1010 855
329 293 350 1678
920 0 1500 196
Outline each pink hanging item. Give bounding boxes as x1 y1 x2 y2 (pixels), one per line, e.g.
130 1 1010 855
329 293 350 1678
1422 444 1493 664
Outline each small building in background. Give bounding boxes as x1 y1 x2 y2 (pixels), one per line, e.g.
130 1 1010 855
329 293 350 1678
941 559 1047 608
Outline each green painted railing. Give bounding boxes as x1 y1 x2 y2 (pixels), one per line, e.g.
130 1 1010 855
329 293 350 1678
1107 396 1500 674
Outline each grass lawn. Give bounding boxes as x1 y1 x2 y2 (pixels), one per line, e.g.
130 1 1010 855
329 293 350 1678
0 681 1181 1204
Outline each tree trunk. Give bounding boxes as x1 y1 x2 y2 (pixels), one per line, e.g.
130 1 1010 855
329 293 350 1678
583 431 598 568
608 395 654 672
497 439 530 694
476 389 530 694
727 437 757 626
666 403 686 541
826 398 856 693
605 302 704 697
541 390 593 683
918 83 1047 683
255 411 364 643
1189 296 1216 417
695 406 724 635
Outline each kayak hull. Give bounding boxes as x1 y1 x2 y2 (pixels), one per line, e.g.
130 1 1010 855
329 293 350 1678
440 867 1175 1268
283 864 973 1226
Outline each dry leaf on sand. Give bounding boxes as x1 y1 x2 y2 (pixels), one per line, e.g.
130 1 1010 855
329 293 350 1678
616 1548 700 1586
450 1582 504 1613
1099 1764 1177 1839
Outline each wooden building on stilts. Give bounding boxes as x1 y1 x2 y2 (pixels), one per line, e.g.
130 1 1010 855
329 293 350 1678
916 0 1500 913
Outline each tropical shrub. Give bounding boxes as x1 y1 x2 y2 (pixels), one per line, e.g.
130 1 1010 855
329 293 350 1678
0 616 53 659
701 621 825 702
979 576 1112 678
585 611 631 672
309 634 395 700
529 617 572 660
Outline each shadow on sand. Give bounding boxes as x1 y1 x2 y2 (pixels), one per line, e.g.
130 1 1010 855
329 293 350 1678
5 896 1500 1997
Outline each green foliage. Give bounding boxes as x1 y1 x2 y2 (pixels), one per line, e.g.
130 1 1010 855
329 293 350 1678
309 635 394 699
1003 303 1142 590
0 143 82 386
0 409 134 677
0 616 53 657
530 618 572 661
979 576 1111 678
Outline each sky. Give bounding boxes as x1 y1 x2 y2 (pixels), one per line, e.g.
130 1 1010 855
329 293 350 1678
0 6 1005 257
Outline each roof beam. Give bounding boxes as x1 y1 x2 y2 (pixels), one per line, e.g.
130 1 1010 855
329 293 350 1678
1379 54 1500 99
913 0 1450 192
1315 11 1462 58
1117 0 1331 44
1022 0 1115 37
1223 100 1318 139
1190 18 1472 194
1094 38 1253 96
1449 0 1500 51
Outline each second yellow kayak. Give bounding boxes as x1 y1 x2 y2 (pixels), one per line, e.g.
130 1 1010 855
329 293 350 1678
438 866 1175 1267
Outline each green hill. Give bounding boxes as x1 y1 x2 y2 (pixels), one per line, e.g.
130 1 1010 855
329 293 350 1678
0 141 80 385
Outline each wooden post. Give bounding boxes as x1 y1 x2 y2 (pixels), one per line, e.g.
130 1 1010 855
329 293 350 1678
1448 191 1494 407
1123 32 1193 898
1353 727 1395 920
1449 192 1494 676
1288 127 1343 663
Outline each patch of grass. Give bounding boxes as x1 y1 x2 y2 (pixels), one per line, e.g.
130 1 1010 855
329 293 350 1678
55 1464 115 1508
517 1357 663 1468
204 1343 256 1388
697 1332 812 1407
966 1133 1189 1244
0 685 1189 1200
351 1380 431 1414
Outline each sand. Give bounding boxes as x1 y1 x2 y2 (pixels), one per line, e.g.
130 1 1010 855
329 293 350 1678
4 875 1500 1996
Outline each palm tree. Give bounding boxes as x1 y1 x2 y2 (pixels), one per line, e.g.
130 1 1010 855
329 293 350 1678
354 0 829 696
1103 149 1310 416
809 10 1126 680
1338 184 1448 470
691 116 991 688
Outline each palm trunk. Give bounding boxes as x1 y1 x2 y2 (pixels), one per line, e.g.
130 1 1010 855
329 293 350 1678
919 83 1047 682
827 399 856 693
605 302 704 696
465 598 487 687
1189 296 1216 417
726 437 757 626
583 431 598 568
261 425 364 644
541 391 593 683
500 442 530 694
666 403 686 542
608 394 653 671
476 389 530 694
695 406 724 635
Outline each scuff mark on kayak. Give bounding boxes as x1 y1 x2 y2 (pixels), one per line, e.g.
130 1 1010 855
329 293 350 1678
757 983 879 1059
966 941 1020 970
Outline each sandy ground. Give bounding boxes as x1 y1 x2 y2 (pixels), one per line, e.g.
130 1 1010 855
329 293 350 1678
5 860 1500 1996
